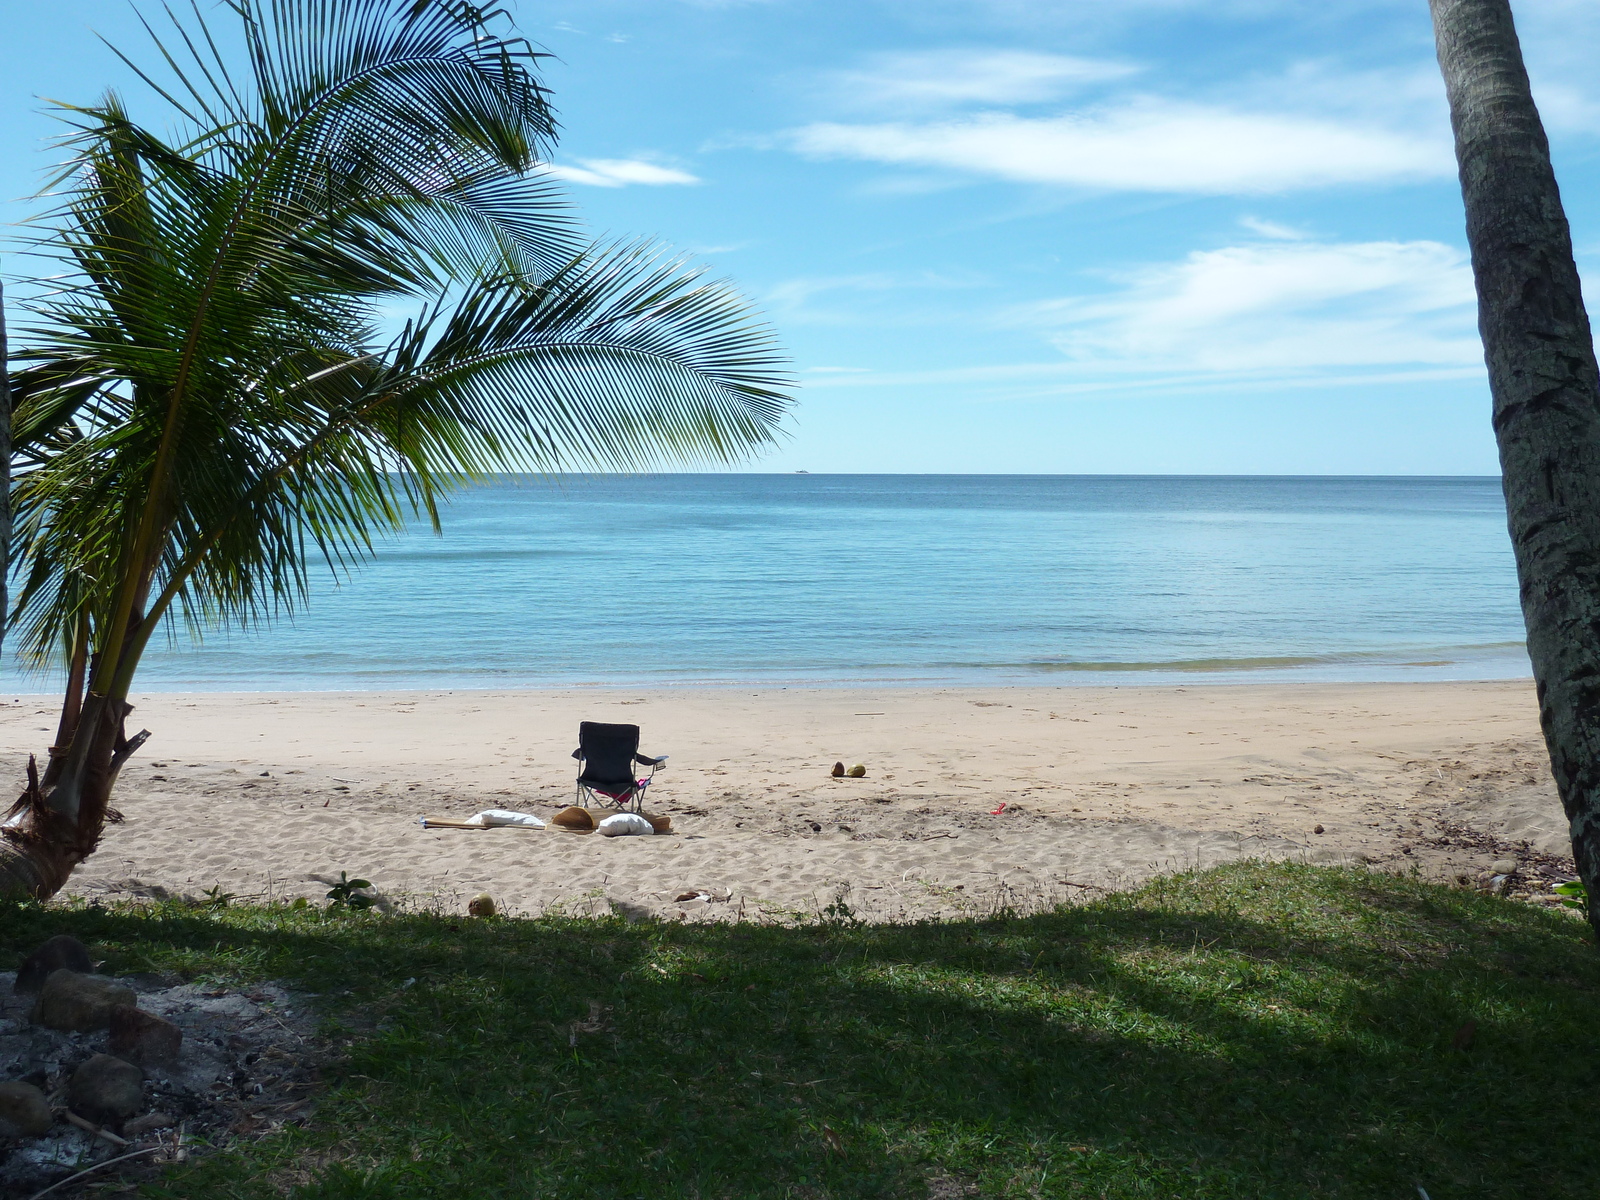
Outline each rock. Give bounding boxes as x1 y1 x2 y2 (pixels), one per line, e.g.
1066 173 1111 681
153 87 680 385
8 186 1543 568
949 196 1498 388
0 1081 53 1138
32 970 138 1032
14 935 93 994
109 1004 183 1065
846 764 866 778
68 1054 144 1124
1312 824 1325 835
830 762 845 777
123 1111 176 1137
467 893 496 918
1490 857 1519 875
552 806 594 831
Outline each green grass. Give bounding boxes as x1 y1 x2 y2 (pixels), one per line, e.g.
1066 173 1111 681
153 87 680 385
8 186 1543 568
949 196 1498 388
4 863 1595 1199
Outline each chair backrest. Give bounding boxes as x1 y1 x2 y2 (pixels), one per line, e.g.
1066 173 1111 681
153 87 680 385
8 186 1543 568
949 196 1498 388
578 721 641 783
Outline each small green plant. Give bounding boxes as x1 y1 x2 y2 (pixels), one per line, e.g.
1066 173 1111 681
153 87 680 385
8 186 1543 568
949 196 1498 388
199 884 233 910
326 872 375 910
818 888 858 926
1553 878 1589 910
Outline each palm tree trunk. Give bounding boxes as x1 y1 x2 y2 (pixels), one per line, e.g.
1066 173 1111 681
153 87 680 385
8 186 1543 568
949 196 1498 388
1431 0 1600 936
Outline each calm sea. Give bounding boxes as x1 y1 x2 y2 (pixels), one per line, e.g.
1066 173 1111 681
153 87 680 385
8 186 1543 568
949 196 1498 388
7 475 1532 692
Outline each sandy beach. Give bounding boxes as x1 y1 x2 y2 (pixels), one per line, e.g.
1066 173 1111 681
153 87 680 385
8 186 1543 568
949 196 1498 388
0 680 1572 921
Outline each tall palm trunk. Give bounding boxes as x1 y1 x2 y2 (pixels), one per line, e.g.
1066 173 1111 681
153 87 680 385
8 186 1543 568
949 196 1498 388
1431 0 1600 937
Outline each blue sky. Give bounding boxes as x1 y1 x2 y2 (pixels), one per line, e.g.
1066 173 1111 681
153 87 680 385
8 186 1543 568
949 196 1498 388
4 0 1599 474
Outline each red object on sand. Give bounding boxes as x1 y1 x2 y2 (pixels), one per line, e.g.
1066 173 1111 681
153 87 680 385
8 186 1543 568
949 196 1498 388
989 802 1007 815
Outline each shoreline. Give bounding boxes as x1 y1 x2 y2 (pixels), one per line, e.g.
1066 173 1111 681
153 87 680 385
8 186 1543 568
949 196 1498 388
0 663 1540 698
0 680 1570 920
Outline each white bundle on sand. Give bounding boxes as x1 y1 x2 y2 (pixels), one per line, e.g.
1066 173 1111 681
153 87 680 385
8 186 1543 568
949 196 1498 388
469 809 546 828
597 813 655 837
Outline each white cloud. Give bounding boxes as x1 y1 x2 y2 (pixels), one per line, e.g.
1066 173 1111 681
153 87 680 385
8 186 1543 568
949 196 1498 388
1239 216 1310 240
544 159 702 188
791 99 1451 193
1019 239 1480 373
825 49 1137 111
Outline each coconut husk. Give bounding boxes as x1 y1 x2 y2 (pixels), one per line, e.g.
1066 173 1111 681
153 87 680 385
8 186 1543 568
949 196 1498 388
642 812 672 834
552 806 595 831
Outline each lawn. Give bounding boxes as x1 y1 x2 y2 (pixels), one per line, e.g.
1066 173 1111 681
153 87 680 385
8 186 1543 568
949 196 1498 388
3 862 1594 1199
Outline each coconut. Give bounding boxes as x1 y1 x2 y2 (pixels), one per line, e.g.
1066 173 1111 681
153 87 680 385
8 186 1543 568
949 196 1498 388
467 893 496 918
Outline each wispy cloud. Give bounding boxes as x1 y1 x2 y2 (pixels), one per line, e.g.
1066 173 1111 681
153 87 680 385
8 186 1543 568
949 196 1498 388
545 159 702 188
1018 239 1480 373
1239 216 1311 240
791 100 1450 194
823 49 1137 111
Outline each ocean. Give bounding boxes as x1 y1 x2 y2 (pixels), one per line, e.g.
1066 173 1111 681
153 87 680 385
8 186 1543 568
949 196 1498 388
7 474 1531 692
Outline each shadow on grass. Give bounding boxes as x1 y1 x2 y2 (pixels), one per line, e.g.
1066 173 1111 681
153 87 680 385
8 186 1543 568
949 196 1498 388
3 862 1595 1200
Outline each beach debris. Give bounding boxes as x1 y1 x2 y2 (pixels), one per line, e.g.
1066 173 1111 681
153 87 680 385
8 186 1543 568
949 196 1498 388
552 806 595 831
989 802 1008 816
830 762 845 777
124 1111 176 1137
109 1005 183 1066
567 1000 613 1045
0 1081 53 1138
14 935 93 994
1313 824 1325 835
32 970 137 1032
468 893 497 918
846 763 866 778
68 1054 145 1124
597 812 655 837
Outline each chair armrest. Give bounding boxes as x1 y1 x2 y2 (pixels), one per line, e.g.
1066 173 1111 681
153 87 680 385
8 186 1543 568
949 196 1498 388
634 753 667 767
572 748 584 760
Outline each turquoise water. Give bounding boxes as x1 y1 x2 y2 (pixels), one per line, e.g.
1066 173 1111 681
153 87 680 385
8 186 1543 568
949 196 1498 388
7 475 1531 691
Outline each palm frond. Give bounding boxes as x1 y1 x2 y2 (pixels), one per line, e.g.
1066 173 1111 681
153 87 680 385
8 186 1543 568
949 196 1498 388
8 0 794 691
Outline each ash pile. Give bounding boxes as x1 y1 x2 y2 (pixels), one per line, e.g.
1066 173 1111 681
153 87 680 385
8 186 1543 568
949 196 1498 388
0 936 321 1196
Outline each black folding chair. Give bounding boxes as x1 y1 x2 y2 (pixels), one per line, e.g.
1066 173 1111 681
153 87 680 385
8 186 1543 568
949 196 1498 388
572 722 667 812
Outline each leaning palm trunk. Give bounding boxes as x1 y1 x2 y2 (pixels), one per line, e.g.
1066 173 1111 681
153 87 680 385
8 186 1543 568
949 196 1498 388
1431 0 1600 936
0 0 791 900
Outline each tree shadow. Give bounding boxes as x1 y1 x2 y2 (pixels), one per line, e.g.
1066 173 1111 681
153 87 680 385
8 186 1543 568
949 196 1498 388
2 864 1595 1199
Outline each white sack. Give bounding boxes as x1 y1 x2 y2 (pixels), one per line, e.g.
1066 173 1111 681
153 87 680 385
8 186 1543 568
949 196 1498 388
470 809 546 828
597 812 655 837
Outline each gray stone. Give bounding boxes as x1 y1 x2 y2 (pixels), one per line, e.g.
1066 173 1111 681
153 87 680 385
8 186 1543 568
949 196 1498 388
31 970 137 1032
14 936 92 994
68 1054 144 1124
1490 857 1520 875
0 1080 53 1138
109 1004 183 1065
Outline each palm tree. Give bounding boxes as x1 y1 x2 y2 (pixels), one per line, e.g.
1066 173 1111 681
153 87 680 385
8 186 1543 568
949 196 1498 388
1430 0 1600 936
0 0 791 900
